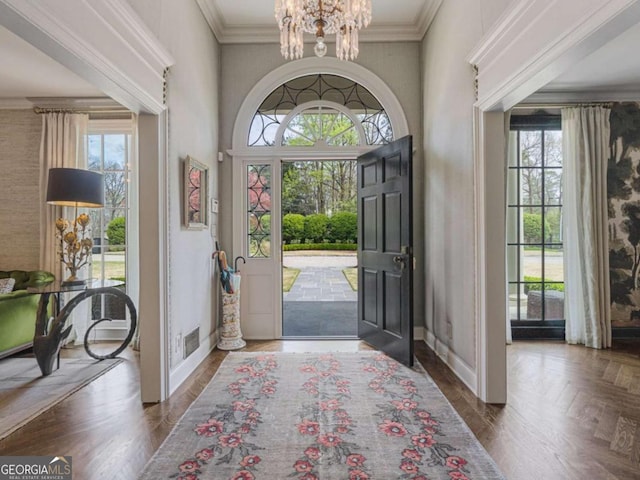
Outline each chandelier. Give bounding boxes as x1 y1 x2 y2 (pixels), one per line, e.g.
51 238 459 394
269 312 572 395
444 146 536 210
275 0 372 61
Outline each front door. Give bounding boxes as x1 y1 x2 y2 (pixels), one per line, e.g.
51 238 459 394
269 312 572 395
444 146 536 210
357 135 413 366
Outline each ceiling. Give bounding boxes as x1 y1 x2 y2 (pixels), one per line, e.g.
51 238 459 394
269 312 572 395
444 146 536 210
2 1 639 105
196 0 442 43
0 25 102 104
540 20 640 96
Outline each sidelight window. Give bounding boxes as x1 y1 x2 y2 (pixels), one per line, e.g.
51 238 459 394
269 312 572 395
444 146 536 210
507 115 564 339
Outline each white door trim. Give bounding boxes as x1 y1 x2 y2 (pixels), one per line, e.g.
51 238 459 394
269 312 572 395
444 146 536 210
230 60 409 340
467 0 640 403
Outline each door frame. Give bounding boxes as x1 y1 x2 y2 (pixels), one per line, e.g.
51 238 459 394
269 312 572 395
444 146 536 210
228 59 410 340
232 151 371 340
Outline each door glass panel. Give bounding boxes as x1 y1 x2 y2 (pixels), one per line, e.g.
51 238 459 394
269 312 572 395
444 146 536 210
544 130 563 167
520 131 542 166
522 249 541 281
523 207 543 245
247 164 271 258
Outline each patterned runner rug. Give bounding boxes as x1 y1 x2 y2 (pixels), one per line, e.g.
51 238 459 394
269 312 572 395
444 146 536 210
139 352 504 480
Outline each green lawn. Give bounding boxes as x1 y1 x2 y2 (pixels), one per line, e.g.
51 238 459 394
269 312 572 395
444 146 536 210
283 267 300 292
91 255 125 280
343 267 357 291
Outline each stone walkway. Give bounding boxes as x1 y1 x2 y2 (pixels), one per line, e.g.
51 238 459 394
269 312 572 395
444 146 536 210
283 254 357 302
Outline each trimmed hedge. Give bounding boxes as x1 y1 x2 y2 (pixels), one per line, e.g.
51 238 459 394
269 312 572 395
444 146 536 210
524 276 564 293
304 214 329 243
282 213 305 243
283 243 357 251
328 212 357 243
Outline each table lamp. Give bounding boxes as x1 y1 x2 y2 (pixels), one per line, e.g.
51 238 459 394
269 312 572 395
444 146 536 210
46 167 104 285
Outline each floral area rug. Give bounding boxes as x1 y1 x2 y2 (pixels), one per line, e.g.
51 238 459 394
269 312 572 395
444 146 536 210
138 352 504 480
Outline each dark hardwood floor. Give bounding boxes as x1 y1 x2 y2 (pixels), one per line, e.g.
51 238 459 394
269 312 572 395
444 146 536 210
1 340 639 479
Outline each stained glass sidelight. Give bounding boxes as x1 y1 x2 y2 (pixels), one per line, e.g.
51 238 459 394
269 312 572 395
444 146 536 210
247 164 272 258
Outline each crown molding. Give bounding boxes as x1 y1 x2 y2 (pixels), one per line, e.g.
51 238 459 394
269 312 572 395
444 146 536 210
196 0 440 44
417 0 443 39
195 0 225 42
199 24 427 44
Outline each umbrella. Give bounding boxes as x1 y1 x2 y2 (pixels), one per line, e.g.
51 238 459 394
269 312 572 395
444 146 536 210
213 249 235 294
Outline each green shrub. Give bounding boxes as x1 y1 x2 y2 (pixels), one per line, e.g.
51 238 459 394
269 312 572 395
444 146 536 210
304 214 328 243
328 212 357 243
523 213 542 244
106 217 126 246
261 214 271 234
522 212 553 244
282 213 305 243
524 276 564 293
283 243 357 251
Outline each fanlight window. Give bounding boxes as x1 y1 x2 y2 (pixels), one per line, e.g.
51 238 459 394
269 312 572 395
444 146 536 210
248 74 393 147
282 106 360 147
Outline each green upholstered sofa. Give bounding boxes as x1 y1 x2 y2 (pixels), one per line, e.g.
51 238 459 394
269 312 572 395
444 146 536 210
0 270 55 358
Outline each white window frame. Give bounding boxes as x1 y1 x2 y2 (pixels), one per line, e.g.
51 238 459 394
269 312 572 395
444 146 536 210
87 118 139 338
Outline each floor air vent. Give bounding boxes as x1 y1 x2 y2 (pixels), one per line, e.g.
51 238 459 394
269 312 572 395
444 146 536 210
184 327 200 359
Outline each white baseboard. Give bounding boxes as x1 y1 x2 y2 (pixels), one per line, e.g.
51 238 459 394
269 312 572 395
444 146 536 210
414 326 425 342
169 329 219 395
424 329 477 394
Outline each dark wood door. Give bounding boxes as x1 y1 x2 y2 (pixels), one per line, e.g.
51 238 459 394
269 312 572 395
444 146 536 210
357 135 413 366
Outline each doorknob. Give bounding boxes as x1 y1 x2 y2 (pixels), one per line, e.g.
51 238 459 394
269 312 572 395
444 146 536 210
393 255 406 271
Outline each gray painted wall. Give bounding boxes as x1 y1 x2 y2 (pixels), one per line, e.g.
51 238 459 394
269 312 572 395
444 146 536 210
0 109 41 271
421 0 512 369
219 42 425 326
127 0 221 369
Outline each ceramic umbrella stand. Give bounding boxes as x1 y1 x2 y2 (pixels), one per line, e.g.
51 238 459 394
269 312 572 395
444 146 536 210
214 249 246 350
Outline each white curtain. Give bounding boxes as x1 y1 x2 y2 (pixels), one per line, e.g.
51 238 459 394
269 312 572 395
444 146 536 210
562 106 611 349
129 114 141 351
39 112 90 344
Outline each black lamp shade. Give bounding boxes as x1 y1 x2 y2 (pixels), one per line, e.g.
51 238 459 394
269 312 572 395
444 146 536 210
46 168 104 207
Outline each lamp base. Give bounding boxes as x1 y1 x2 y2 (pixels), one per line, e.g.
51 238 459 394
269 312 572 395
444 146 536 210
61 278 87 287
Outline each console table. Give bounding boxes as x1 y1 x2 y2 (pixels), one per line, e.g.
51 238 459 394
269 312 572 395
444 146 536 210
28 279 136 376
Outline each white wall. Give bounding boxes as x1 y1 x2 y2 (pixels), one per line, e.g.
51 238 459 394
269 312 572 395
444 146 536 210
218 42 425 328
127 0 220 371
0 109 41 270
421 0 511 376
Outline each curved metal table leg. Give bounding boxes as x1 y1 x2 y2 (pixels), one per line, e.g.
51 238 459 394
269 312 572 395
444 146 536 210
33 287 137 375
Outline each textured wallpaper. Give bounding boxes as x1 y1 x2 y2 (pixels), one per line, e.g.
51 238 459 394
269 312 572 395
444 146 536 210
0 109 41 271
609 102 640 327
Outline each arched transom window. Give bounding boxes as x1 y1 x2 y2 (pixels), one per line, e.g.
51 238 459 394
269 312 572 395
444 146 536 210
248 74 393 147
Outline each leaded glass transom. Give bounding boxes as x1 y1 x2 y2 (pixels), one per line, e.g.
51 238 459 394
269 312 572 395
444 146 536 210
282 105 360 147
248 74 393 147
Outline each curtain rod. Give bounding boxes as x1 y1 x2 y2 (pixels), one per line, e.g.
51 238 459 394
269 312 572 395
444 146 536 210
33 106 130 114
513 102 614 110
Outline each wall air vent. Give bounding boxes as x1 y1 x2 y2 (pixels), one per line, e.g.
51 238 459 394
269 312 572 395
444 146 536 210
184 327 200 359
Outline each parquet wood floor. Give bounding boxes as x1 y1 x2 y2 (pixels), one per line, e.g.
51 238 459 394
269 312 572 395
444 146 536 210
0 339 639 479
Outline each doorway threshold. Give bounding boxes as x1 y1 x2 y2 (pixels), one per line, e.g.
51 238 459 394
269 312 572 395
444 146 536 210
280 336 359 341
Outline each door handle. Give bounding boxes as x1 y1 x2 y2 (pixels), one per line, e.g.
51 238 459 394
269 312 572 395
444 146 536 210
393 255 406 271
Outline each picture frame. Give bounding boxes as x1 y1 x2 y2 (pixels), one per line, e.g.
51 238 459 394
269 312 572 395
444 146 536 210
184 155 208 229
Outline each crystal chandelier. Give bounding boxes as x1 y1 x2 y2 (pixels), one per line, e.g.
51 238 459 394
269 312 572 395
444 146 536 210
275 0 372 61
